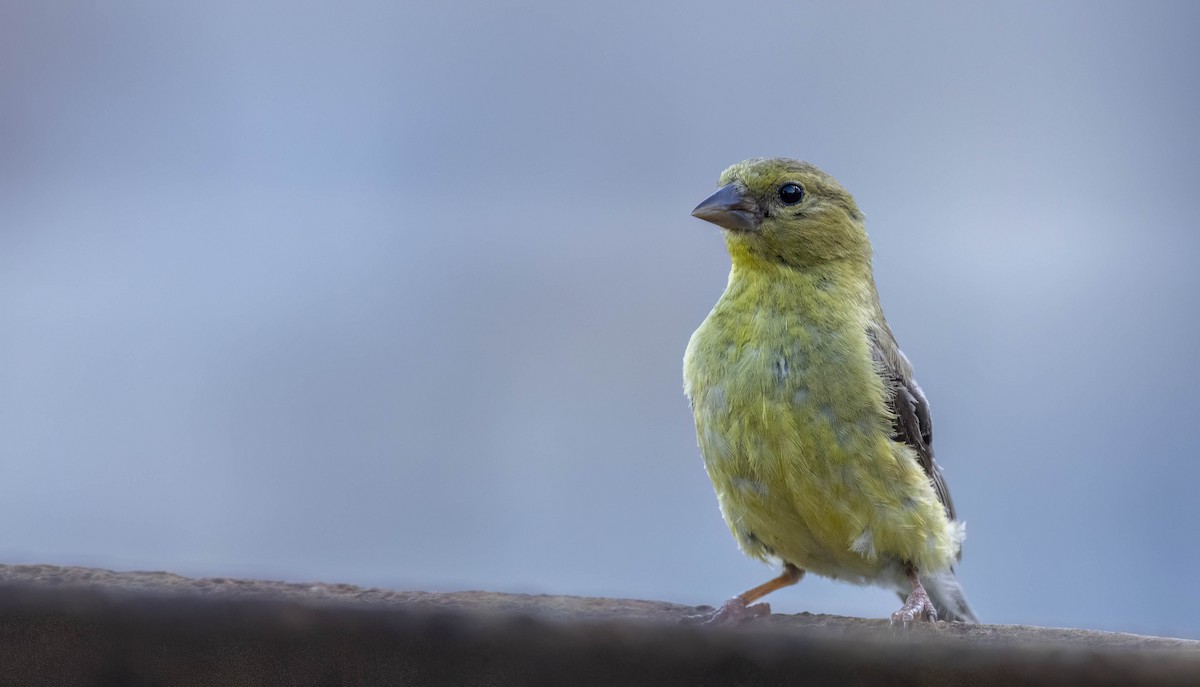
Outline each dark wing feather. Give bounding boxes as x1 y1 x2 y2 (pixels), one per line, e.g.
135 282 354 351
867 324 957 523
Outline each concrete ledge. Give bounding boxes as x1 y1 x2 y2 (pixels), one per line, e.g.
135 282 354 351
1 564 1197 685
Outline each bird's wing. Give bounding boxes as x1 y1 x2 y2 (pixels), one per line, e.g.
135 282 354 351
867 324 957 523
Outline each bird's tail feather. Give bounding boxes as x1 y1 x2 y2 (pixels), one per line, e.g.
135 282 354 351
921 569 978 623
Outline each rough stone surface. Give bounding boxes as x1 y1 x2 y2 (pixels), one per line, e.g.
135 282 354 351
1 563 1198 685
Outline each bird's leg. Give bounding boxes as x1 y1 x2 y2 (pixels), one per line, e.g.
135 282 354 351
891 564 938 625
683 564 804 625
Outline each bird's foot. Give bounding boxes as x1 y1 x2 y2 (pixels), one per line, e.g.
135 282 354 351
890 585 937 625
680 597 771 626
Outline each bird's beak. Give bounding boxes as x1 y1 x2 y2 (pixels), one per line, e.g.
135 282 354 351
691 184 761 232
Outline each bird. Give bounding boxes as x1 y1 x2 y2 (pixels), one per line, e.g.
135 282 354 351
682 157 977 625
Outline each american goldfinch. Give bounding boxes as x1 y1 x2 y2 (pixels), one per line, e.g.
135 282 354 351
684 158 976 624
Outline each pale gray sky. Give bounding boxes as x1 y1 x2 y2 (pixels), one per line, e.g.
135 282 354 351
2 0 1199 638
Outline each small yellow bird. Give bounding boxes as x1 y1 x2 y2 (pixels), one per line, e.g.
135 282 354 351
683 158 977 624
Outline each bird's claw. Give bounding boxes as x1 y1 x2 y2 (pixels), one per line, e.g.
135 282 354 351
890 587 938 625
681 597 771 626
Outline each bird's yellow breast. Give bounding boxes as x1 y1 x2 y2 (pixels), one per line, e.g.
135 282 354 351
683 263 959 582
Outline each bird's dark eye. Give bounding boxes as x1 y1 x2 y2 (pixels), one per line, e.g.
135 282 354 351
778 183 804 205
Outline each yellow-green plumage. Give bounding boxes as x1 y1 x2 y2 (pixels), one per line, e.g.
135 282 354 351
684 158 973 622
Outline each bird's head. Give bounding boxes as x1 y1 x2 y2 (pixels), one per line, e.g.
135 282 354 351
692 158 869 269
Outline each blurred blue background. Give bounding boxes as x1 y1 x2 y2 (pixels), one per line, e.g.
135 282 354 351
2 0 1198 638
